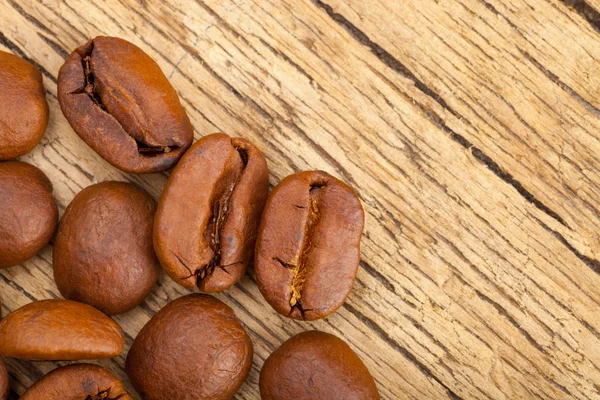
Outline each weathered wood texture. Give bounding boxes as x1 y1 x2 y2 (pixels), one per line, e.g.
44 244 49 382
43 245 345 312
1 0 600 399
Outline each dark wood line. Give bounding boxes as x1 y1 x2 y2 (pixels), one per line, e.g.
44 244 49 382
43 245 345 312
36 32 69 59
0 273 37 303
559 0 600 34
417 21 588 191
257 37 319 86
6 358 44 387
534 215 600 275
229 285 285 349
312 0 461 118
176 91 220 130
40 146 84 191
7 0 53 35
48 142 94 181
360 260 395 294
343 303 463 399
0 31 57 84
222 293 277 352
522 50 600 118
324 311 432 399
498 356 549 400
39 1 87 41
474 291 573 397
438 266 576 398
310 3 570 228
473 290 548 354
478 0 520 31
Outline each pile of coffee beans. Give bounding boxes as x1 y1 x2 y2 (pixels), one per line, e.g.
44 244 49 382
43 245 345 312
0 36 378 400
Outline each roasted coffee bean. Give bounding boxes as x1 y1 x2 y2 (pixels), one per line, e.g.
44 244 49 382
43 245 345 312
0 51 49 160
20 364 132 400
0 299 124 360
57 36 193 173
0 161 58 269
255 170 364 320
154 133 269 292
260 331 379 400
126 294 253 400
53 181 160 315
0 358 7 400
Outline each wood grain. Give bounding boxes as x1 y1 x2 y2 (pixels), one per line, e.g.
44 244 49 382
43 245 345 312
1 0 600 399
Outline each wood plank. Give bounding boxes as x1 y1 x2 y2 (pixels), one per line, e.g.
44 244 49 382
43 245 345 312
0 0 599 399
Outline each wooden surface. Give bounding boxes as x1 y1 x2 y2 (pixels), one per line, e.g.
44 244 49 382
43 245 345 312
1 0 600 399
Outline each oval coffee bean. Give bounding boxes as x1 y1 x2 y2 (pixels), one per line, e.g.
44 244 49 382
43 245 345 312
0 299 124 360
0 161 58 269
57 36 193 173
21 364 132 400
53 181 160 315
0 358 7 400
126 294 253 400
0 51 49 160
154 133 269 292
260 331 379 400
255 170 364 320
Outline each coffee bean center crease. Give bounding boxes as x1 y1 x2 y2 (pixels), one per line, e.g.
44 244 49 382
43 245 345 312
276 183 325 318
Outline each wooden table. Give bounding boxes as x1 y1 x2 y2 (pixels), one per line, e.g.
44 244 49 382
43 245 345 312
1 0 599 399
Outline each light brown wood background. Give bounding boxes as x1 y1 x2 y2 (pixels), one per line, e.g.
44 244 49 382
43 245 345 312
1 0 600 399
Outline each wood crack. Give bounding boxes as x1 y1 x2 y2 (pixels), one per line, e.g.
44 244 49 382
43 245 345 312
343 302 464 400
521 50 600 118
0 31 57 84
312 0 569 230
560 0 600 35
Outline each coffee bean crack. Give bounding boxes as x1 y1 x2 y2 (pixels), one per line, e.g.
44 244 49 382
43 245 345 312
275 183 325 317
193 144 248 286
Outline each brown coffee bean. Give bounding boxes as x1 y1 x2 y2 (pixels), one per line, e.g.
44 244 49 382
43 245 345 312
0 161 58 269
0 299 124 360
255 170 364 320
20 363 132 400
53 181 160 315
126 294 253 400
0 51 49 160
260 331 379 400
0 358 7 400
57 36 193 173
154 133 269 292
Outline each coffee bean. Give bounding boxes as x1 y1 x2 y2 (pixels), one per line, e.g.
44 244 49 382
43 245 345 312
0 358 7 400
53 181 160 315
0 161 58 269
0 51 49 160
154 133 269 292
126 294 253 400
0 299 124 360
255 170 364 320
20 364 132 400
260 331 379 400
57 36 193 173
